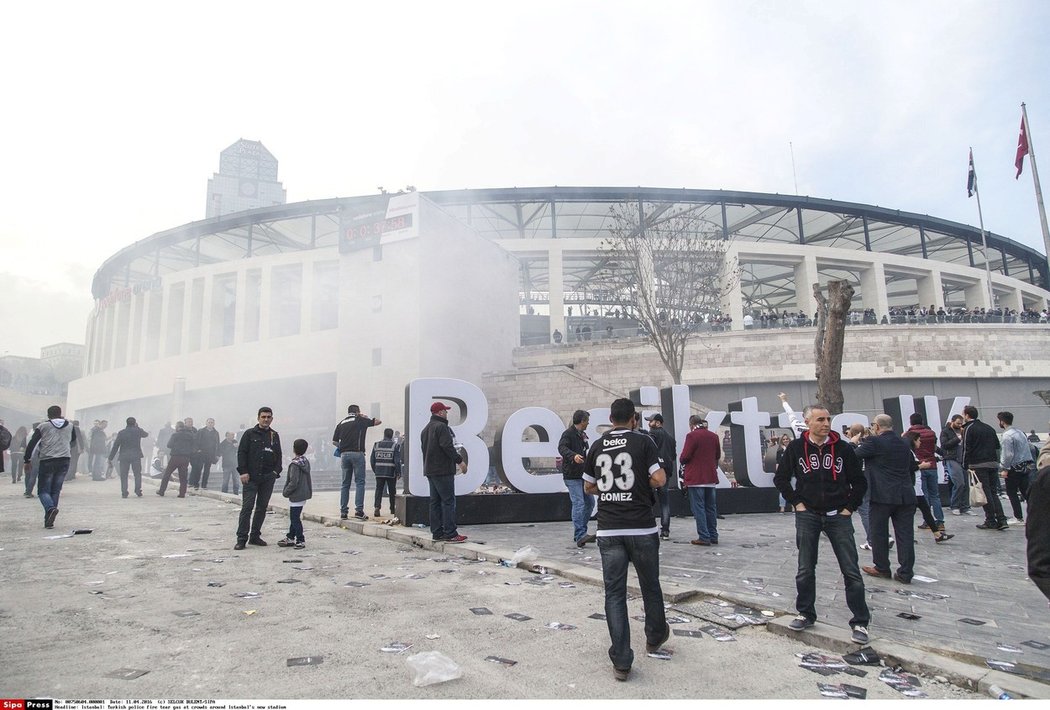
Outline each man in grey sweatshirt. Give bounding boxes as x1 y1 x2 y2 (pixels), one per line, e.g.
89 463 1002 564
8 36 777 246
24 405 77 529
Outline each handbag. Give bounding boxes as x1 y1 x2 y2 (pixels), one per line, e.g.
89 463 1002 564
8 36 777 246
968 469 987 507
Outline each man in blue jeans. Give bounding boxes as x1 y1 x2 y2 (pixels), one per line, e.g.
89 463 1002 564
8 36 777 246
774 403 870 644
24 406 77 528
557 409 594 547
420 401 466 543
332 404 382 520
584 398 669 682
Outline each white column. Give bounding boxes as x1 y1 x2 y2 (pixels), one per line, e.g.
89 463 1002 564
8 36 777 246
794 255 818 316
860 263 890 320
259 267 273 341
723 247 744 331
1002 286 1024 313
547 247 565 341
917 271 944 311
233 269 248 345
199 276 214 351
964 280 991 309
301 259 315 333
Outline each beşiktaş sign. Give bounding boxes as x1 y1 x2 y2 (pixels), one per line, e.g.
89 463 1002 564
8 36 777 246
404 378 972 496
95 277 163 312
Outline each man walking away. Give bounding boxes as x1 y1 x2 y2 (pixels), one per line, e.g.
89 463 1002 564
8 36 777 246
998 411 1034 525
23 405 77 529
906 413 944 532
774 403 870 644
962 406 1006 530
856 415 919 585
193 418 221 490
234 407 283 549
558 409 593 547
645 413 677 541
680 415 721 546
583 398 669 682
421 402 466 543
370 428 401 518
940 415 970 515
158 422 194 497
333 405 382 520
108 417 149 498
88 421 107 481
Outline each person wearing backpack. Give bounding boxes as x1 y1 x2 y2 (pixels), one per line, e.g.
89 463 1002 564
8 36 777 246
278 439 312 550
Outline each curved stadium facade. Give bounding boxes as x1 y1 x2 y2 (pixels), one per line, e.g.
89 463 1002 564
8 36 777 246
70 187 1050 439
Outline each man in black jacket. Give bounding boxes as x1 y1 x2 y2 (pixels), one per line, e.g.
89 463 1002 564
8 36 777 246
191 418 221 490
234 407 282 550
856 414 919 584
774 403 869 644
558 409 592 547
940 415 970 515
108 417 149 498
645 414 677 541
962 405 1006 530
421 401 465 543
1027 463 1050 603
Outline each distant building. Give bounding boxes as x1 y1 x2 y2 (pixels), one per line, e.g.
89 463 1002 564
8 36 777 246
205 139 286 218
0 342 84 424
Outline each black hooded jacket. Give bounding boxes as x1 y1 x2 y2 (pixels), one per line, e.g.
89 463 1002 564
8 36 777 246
773 430 866 513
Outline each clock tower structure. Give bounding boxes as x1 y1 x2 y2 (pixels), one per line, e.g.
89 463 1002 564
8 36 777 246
205 139 287 218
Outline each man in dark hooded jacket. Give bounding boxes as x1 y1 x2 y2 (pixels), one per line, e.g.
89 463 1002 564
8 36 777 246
774 403 869 644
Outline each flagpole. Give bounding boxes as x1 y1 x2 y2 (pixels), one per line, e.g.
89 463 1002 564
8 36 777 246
971 147 996 307
1021 103 1050 282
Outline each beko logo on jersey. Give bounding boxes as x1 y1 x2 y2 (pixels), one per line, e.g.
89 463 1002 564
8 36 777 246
604 437 628 447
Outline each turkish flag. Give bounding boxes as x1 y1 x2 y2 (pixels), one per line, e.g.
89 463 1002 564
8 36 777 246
1016 115 1029 179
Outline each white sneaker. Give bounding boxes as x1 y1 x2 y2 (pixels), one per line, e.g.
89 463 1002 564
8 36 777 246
860 543 872 551
1005 518 1023 525
951 509 962 516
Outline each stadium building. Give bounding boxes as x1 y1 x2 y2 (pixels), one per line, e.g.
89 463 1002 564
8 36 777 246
69 180 1050 443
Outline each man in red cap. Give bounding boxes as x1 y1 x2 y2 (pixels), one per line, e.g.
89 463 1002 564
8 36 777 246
421 401 467 543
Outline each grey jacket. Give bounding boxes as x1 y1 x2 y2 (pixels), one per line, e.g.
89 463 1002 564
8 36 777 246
24 419 77 462
282 458 313 503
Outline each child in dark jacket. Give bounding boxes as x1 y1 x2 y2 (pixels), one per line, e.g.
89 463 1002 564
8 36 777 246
279 439 312 549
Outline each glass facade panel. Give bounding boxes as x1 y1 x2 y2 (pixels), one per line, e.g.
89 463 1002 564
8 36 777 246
145 292 162 361
244 270 261 343
312 261 339 331
165 283 185 358
113 299 131 368
270 264 302 338
210 273 237 348
188 278 205 352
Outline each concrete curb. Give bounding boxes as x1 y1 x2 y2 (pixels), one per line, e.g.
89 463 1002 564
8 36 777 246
181 482 1048 699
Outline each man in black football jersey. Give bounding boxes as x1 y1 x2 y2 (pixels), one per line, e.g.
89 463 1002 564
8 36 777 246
584 398 669 682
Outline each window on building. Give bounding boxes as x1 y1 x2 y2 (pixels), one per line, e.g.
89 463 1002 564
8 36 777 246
165 283 185 357
312 261 339 331
188 278 205 353
210 273 237 348
270 264 303 338
244 270 262 342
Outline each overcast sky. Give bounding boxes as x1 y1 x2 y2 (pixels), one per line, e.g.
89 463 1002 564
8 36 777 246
2 0 1048 357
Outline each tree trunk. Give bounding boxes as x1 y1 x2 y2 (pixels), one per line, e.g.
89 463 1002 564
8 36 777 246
813 280 854 414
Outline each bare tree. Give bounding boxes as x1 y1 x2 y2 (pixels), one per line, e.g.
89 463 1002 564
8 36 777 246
597 202 736 384
812 280 854 414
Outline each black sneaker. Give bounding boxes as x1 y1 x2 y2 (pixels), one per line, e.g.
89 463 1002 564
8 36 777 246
660 532 670 541
645 622 671 653
294 541 305 549
340 514 349 520
45 507 59 528
613 667 631 682
788 615 815 631
248 537 268 546
353 512 369 520
576 533 596 548
851 625 870 644
997 521 1010 531
976 522 997 530
234 541 246 550
277 538 294 547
